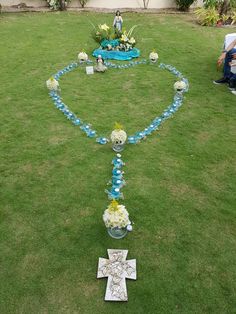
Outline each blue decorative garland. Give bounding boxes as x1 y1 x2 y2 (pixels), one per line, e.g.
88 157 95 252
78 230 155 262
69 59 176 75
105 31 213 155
48 60 189 145
105 153 126 200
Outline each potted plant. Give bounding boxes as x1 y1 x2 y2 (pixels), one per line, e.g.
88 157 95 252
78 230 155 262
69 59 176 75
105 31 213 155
110 123 127 152
103 200 132 239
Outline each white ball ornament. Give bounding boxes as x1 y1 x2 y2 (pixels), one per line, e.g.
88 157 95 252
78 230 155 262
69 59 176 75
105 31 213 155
127 224 133 232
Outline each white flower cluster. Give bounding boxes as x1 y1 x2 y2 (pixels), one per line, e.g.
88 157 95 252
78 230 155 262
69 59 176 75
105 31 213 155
78 52 88 62
103 203 131 229
46 77 59 91
47 0 57 9
110 130 127 144
46 0 69 9
119 34 136 51
149 51 159 63
174 80 187 92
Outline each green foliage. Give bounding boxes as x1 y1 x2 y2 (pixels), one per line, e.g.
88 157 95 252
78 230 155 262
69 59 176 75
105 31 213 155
46 0 71 10
195 7 220 25
91 24 112 43
231 9 236 22
0 12 236 314
231 0 236 8
203 0 220 8
175 0 196 11
203 0 236 13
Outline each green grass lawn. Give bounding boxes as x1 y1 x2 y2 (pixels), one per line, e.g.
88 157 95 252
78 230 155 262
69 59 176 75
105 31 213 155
0 11 236 314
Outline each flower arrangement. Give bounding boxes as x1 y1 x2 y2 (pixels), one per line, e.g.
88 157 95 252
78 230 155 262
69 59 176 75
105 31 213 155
92 23 112 44
111 123 127 145
149 51 159 63
46 77 59 91
103 199 131 229
118 28 136 51
91 23 137 52
174 80 187 92
78 51 88 62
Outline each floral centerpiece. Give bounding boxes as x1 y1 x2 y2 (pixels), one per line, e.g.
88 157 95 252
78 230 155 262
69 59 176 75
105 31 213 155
91 23 140 60
78 51 88 62
46 77 59 91
92 23 137 52
149 51 159 63
103 199 132 239
110 123 127 152
174 80 187 92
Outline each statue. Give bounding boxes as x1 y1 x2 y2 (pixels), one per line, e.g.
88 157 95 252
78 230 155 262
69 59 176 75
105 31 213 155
113 10 123 32
94 55 107 73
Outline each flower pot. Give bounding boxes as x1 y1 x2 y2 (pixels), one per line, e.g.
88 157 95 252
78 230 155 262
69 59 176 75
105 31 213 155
112 143 125 152
107 227 128 239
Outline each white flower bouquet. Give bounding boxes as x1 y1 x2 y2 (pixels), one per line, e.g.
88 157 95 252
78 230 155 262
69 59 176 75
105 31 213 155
103 200 131 229
174 80 187 92
78 51 88 62
149 51 159 63
46 77 59 91
91 22 137 52
110 123 127 145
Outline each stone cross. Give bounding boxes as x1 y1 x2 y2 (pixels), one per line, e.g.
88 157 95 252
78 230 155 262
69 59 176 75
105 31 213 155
97 249 136 301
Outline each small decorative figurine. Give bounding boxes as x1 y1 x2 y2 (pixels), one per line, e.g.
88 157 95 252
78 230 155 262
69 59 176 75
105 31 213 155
113 10 123 32
94 55 107 73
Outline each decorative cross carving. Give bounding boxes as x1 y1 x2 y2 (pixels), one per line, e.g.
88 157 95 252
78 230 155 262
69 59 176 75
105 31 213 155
97 249 136 301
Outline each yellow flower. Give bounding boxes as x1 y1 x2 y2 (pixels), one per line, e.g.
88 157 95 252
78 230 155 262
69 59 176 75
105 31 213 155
114 122 124 130
99 24 110 31
121 33 128 42
129 37 135 44
108 199 119 212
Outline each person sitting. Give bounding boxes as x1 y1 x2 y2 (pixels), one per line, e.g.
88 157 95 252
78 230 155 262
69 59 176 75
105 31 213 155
213 34 236 95
113 10 123 32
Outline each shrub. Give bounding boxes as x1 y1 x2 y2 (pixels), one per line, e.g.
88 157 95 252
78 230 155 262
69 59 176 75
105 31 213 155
46 0 71 10
175 0 196 11
195 7 220 25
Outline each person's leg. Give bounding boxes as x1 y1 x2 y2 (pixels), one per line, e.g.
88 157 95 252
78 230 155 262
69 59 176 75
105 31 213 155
230 73 236 94
214 48 236 84
223 48 236 78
